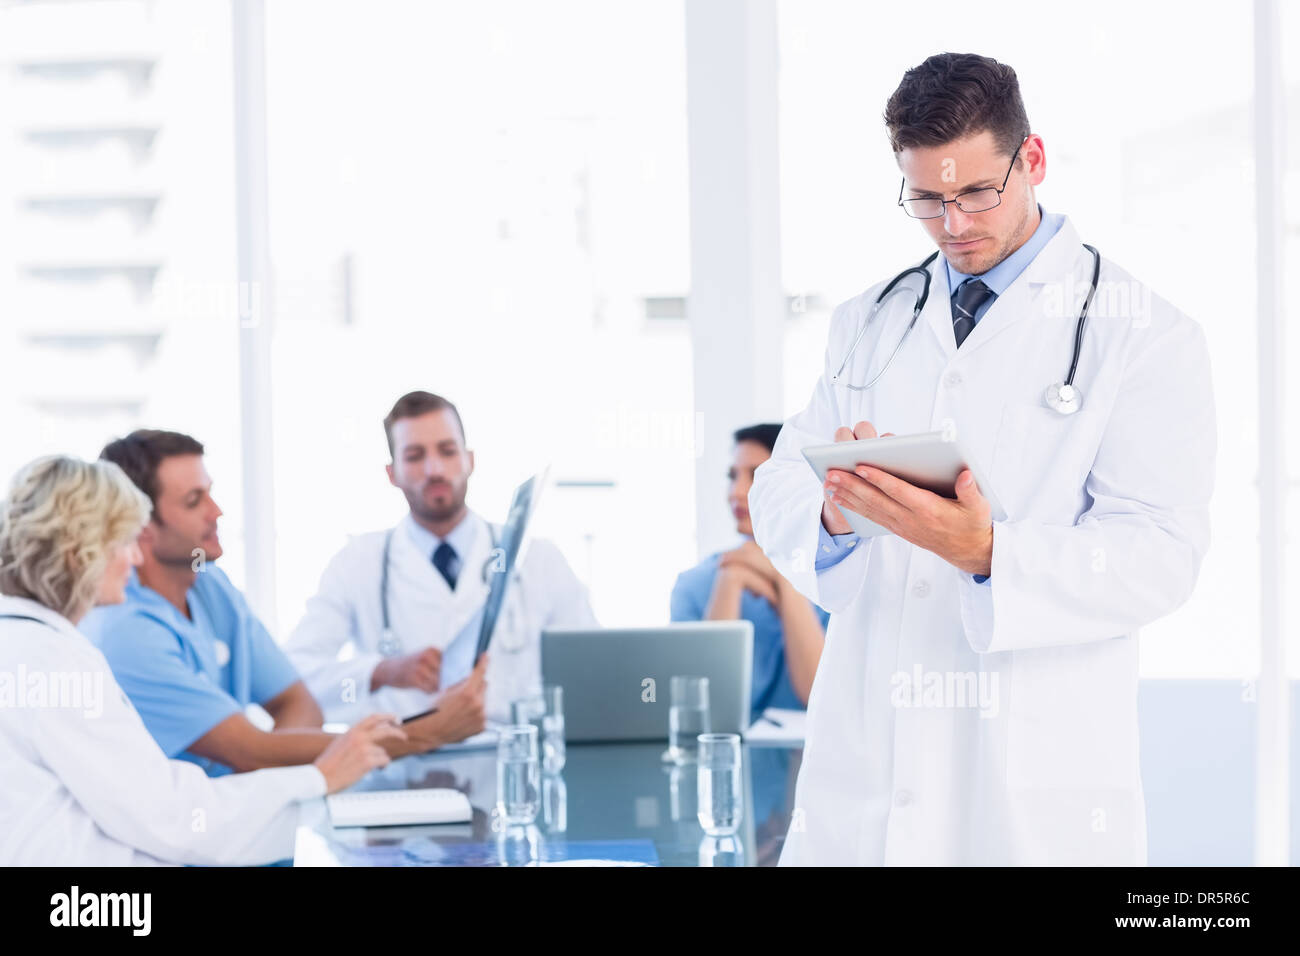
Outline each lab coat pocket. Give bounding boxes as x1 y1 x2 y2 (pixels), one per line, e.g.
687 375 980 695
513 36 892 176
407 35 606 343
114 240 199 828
990 402 1103 521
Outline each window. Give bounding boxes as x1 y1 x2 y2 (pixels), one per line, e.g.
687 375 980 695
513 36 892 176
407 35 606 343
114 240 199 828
0 0 250 580
264 0 693 631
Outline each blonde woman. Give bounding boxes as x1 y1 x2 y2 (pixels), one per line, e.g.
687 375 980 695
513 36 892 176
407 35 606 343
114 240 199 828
0 455 405 865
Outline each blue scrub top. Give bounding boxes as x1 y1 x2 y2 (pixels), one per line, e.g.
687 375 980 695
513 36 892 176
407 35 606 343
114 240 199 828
82 566 300 777
670 552 829 724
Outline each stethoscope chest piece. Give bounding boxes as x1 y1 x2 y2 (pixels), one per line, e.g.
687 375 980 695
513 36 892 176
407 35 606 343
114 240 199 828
1045 382 1083 415
378 627 401 657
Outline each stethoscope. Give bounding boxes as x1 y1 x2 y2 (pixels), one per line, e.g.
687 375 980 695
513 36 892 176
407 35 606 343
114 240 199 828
830 243 1101 416
377 521 526 657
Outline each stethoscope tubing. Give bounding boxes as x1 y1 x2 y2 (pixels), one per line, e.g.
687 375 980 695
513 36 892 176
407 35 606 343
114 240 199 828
833 243 1101 406
378 521 518 655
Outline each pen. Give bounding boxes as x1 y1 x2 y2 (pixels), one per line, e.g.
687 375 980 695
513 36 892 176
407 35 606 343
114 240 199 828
401 707 439 725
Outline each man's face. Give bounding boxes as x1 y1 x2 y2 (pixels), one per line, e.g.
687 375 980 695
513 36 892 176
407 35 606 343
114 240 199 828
142 455 223 567
386 410 474 525
728 440 772 538
897 129 1044 276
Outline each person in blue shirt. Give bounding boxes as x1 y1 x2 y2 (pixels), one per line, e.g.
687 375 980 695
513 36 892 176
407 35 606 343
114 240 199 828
81 430 482 776
670 424 828 723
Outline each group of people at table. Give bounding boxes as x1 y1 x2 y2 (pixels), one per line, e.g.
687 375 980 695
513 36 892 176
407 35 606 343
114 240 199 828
0 389 825 865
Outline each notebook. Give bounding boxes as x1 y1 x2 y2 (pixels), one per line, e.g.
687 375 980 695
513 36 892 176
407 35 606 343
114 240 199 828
326 788 473 828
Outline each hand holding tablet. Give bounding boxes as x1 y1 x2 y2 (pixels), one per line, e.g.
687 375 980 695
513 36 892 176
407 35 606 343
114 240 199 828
803 424 1005 540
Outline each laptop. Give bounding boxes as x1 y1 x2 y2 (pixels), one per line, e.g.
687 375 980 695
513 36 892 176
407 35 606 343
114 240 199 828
541 623 753 743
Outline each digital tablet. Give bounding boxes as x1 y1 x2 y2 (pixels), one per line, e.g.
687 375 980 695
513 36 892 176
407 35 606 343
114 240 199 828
801 430 1005 538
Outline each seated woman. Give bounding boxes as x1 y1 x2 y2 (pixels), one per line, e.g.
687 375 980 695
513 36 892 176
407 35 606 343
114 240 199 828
671 425 827 722
0 455 403 865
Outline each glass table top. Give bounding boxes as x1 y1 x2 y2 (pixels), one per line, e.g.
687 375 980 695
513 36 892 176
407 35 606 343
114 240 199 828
295 740 803 866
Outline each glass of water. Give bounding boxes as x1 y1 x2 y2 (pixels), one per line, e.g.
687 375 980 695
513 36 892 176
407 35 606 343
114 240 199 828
662 675 710 764
698 833 746 867
697 732 742 836
511 694 545 731
541 773 567 833
496 724 540 826
540 684 565 774
511 689 564 774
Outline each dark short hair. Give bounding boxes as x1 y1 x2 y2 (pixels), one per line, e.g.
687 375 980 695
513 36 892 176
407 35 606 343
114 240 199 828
733 423 782 455
100 429 205 514
383 391 465 458
884 53 1030 160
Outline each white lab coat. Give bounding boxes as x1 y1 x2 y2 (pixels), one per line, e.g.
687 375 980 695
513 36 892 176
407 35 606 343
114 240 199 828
750 216 1215 866
0 595 325 866
285 511 598 724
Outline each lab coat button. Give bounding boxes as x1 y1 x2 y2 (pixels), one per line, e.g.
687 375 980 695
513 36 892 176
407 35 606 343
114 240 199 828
912 579 930 598
944 371 962 387
894 789 913 808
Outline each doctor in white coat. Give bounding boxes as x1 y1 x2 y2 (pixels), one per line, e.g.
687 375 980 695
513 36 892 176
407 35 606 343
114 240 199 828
286 391 598 726
0 455 400 865
749 53 1214 866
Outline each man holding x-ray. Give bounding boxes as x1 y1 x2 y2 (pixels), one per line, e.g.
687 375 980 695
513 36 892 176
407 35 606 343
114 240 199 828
749 53 1215 865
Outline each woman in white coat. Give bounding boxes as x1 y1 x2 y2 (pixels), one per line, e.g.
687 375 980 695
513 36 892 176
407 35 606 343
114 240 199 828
0 455 404 865
749 55 1215 866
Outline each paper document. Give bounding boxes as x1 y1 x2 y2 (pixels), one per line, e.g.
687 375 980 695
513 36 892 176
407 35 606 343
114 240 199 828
744 707 807 744
435 726 501 752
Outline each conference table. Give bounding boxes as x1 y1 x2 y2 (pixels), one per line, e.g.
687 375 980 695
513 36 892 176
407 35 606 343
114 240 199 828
294 738 803 866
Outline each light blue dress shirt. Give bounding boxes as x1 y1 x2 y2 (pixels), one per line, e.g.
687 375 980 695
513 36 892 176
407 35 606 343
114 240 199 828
944 204 1064 318
82 566 300 777
818 206 1065 585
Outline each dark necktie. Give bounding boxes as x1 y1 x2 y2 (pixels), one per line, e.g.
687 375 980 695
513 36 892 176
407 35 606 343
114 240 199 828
432 541 460 591
951 278 995 349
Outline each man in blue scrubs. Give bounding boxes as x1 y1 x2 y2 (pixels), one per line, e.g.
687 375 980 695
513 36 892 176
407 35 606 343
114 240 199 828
82 430 482 775
670 425 828 723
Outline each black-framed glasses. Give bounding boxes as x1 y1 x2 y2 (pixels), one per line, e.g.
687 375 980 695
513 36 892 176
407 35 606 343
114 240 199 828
897 137 1027 220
